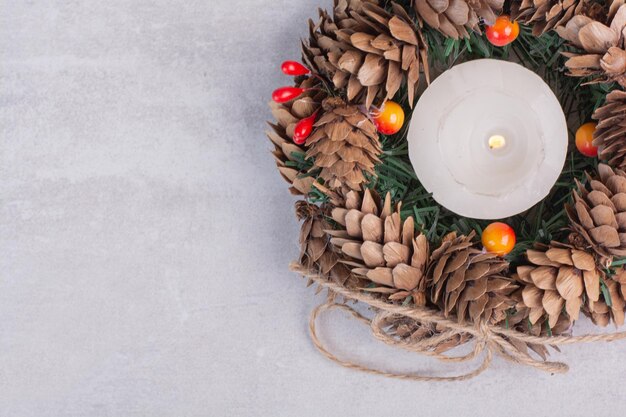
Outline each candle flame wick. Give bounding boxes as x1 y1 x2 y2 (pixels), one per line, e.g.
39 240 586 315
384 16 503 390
489 135 506 150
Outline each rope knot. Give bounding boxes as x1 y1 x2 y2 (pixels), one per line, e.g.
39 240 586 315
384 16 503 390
292 262 626 380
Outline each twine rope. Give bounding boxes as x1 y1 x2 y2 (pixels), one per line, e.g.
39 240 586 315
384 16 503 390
293 262 626 381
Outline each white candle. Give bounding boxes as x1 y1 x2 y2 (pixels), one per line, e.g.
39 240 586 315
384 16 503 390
407 59 568 220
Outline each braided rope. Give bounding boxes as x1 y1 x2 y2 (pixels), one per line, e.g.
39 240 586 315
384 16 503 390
294 263 626 381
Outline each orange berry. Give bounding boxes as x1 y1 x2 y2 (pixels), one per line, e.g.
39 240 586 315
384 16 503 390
486 16 520 47
372 101 405 135
482 222 516 256
575 122 598 157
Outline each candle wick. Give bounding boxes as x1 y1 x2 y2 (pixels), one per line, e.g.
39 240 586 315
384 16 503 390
489 135 506 150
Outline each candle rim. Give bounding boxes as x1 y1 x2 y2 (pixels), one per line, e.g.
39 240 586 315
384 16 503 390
407 59 568 220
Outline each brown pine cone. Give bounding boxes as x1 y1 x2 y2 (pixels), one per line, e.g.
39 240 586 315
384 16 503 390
415 0 504 39
512 0 598 36
613 266 626 300
267 77 324 195
302 0 428 107
585 277 625 326
429 231 517 324
306 97 382 191
593 90 626 170
507 301 572 337
512 245 603 330
565 163 626 259
558 5 626 87
296 201 352 286
329 189 429 305
584 265 626 326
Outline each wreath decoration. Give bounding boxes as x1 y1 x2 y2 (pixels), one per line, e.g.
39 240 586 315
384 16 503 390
267 0 626 380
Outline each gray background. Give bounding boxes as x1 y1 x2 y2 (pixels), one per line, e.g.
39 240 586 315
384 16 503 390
1 1 625 416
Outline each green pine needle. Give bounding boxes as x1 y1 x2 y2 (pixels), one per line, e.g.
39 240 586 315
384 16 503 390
601 279 613 307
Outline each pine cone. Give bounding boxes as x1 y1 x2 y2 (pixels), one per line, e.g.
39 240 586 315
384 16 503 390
565 163 626 259
296 201 352 285
512 245 601 330
306 97 382 190
507 301 572 336
329 189 429 305
429 231 517 324
415 0 504 39
582 264 626 326
600 46 626 86
302 0 428 107
585 277 625 326
512 0 595 36
592 90 626 170
613 266 626 301
558 5 626 87
267 77 324 195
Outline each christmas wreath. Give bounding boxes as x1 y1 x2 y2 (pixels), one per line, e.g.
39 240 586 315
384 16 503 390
267 0 626 380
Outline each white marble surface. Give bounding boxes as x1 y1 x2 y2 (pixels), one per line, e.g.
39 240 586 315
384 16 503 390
1 1 626 416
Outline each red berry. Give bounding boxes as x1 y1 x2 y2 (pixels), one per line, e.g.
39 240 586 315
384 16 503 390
371 101 405 135
293 111 318 145
575 122 598 157
486 16 520 47
482 222 516 256
272 86 305 103
281 61 310 76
